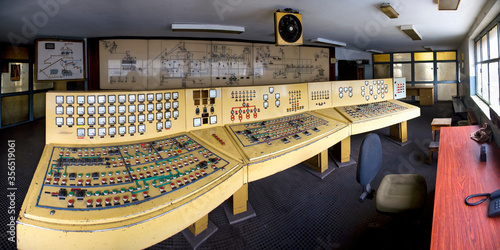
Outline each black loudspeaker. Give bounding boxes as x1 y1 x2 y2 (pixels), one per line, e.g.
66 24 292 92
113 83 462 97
275 12 303 46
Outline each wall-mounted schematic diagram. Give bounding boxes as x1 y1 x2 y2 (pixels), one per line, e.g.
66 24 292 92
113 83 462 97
37 41 85 81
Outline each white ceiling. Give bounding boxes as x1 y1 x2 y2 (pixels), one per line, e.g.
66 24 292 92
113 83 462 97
0 0 490 53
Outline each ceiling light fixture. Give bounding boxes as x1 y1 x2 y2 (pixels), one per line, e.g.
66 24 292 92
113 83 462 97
311 38 346 47
380 3 399 19
171 24 245 34
422 46 433 52
400 25 422 41
438 0 461 10
366 49 383 54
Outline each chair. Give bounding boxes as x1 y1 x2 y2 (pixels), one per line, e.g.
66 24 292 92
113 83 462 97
429 118 452 164
356 133 427 214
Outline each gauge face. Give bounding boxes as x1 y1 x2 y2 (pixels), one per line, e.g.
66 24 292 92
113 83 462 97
156 112 163 120
128 126 136 134
138 114 145 122
138 124 145 133
275 93 280 99
193 118 201 127
56 117 63 126
66 106 74 115
118 126 126 135
76 106 85 115
98 128 106 136
344 87 348 93
339 87 343 92
365 81 369 86
164 102 171 109
56 106 64 115
147 94 154 102
156 122 163 130
98 117 106 125
138 104 145 112
128 115 135 123
118 95 126 103
173 101 179 109
118 105 126 114
275 100 280 106
109 127 116 136
361 86 365 90
165 111 171 119
263 101 269 109
138 94 145 102
108 106 116 114
156 93 162 101
67 96 74 104
66 117 74 126
77 117 85 125
88 95 95 104
77 128 84 137
88 128 96 137
164 93 171 100
87 106 95 115
98 106 106 114
147 104 154 112
77 96 85 104
210 115 217 124
118 116 126 124
209 89 217 98
56 96 64 104
349 92 353 97
165 120 171 129
339 93 343 98
128 94 136 103
148 114 154 121
108 116 116 125
269 87 274 93
263 94 268 101
98 95 106 104
172 92 179 100
88 117 95 125
108 95 116 103
349 87 353 92
173 110 179 118
128 105 136 113
156 103 162 111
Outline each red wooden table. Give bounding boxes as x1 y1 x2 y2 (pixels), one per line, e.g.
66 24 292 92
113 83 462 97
431 125 500 249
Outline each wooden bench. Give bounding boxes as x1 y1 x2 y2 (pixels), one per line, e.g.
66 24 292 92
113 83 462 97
466 108 478 125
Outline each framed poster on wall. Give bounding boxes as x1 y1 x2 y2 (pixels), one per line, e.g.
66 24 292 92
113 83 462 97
36 39 85 81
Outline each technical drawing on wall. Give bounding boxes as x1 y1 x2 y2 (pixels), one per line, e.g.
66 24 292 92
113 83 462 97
210 42 253 86
99 40 148 89
148 40 211 89
37 40 85 81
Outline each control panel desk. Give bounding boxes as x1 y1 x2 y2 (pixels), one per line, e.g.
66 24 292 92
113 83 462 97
431 126 500 250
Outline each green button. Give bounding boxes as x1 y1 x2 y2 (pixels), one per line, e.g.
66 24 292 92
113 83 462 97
94 191 100 196
103 190 109 195
108 172 112 176
78 173 83 178
120 188 126 193
68 191 74 196
86 191 92 196
85 173 90 178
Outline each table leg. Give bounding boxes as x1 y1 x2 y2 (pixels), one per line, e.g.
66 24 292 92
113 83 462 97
390 121 408 143
189 214 208 236
232 183 248 215
304 149 329 173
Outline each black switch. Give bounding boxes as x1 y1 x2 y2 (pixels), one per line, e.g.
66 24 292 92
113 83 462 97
58 188 67 200
195 107 200 115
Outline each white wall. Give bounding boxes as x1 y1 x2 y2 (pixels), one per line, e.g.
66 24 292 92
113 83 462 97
335 47 373 79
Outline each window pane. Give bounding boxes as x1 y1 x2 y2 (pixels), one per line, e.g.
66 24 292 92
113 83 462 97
489 62 499 106
481 63 489 102
477 64 483 95
393 53 411 62
489 26 498 59
393 63 412 81
476 40 481 62
414 62 434 81
482 35 488 61
414 52 434 61
373 64 391 78
437 62 457 81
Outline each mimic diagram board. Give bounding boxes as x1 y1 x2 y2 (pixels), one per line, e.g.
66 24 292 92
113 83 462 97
99 39 330 89
46 90 186 144
226 112 347 161
36 40 85 81
99 40 148 90
332 78 394 107
17 134 244 249
221 83 309 124
308 81 333 110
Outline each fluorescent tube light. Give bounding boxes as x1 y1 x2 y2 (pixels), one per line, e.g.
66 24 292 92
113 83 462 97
400 25 422 41
438 0 460 10
366 49 383 54
380 3 399 18
311 38 346 47
171 24 245 34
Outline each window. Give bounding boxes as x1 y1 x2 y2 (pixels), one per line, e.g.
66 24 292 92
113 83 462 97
475 24 500 107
